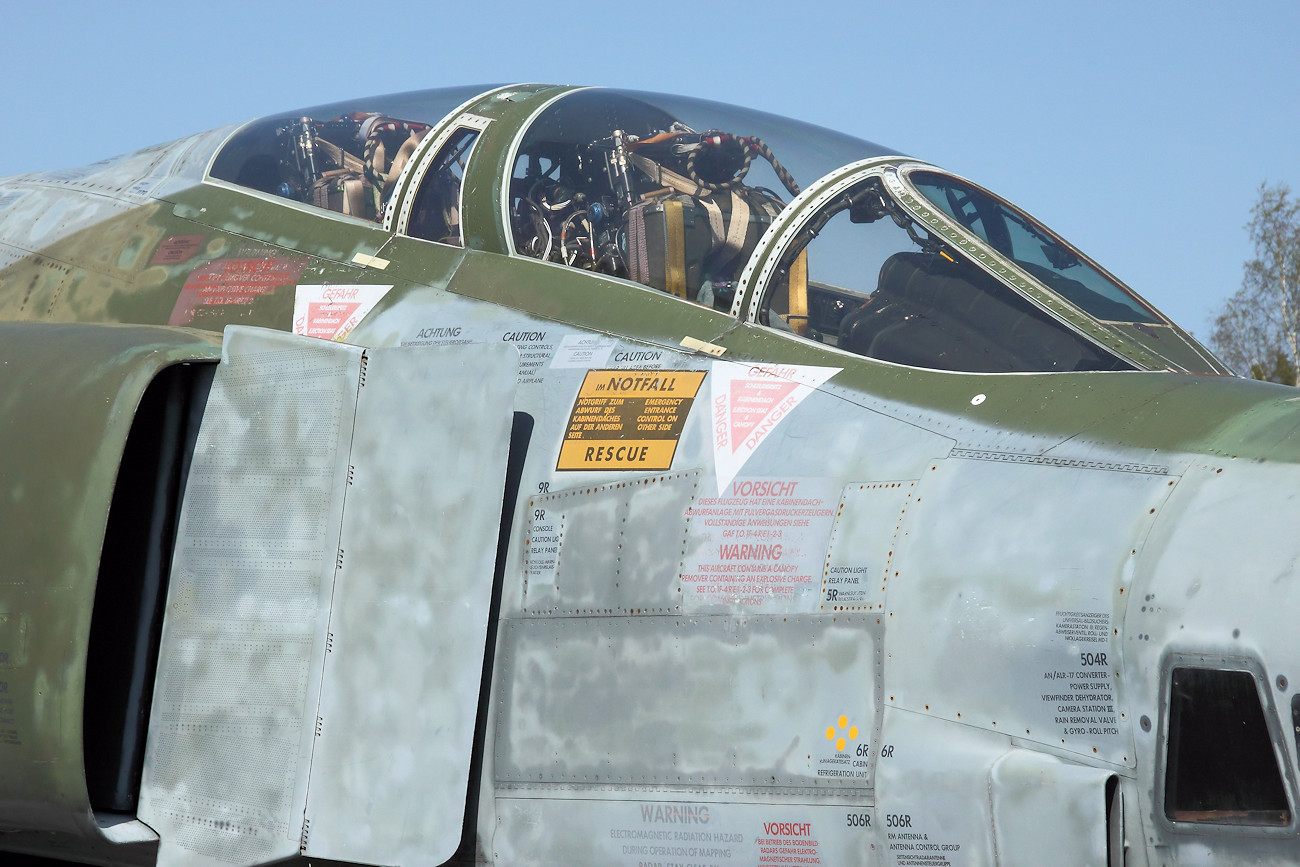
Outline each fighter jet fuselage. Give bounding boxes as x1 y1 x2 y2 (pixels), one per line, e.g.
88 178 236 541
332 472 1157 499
0 83 1294 867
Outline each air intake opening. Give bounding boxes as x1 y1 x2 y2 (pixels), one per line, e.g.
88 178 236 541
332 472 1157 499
83 361 215 814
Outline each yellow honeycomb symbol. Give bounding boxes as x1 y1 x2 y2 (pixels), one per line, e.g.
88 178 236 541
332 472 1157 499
825 715 859 753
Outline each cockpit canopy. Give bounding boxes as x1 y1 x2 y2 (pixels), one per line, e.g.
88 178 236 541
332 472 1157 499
208 84 1228 376
209 86 491 224
505 89 893 312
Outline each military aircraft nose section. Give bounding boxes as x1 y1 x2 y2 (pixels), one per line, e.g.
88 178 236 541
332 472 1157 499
3 80 1295 867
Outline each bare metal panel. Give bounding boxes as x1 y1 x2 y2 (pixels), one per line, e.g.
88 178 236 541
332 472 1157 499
873 708 1003 865
989 749 1111 865
524 470 701 615
20 128 231 204
1127 460 1300 857
492 796 879 866
140 327 360 867
495 614 878 789
885 458 1172 765
822 481 917 612
304 342 516 865
0 188 136 255
140 329 517 867
679 477 842 615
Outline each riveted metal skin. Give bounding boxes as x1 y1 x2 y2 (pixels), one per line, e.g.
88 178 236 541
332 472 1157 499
0 84 1297 867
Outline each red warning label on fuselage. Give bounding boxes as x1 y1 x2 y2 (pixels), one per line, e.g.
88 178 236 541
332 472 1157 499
168 256 307 325
557 370 706 471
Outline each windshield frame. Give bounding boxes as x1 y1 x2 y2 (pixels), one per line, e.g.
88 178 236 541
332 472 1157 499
881 164 1172 370
389 111 493 240
889 164 1231 374
738 160 1138 374
898 164 1166 326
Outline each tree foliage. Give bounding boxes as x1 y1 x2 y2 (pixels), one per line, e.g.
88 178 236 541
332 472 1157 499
1210 183 1300 385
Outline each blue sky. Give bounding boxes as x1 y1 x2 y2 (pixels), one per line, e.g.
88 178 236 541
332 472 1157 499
1 1 1294 343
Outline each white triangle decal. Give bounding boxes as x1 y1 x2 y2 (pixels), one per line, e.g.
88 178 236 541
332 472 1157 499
710 361 840 492
294 284 392 342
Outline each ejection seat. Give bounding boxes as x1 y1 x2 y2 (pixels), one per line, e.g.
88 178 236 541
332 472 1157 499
838 252 1091 373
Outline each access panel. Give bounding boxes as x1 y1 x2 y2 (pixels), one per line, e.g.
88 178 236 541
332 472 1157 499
138 327 517 867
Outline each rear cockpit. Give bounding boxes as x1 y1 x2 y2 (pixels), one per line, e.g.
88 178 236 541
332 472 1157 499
502 89 921 316
208 85 492 225
506 89 823 310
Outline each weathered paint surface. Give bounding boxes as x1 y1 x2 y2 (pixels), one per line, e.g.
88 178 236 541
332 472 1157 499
0 324 217 865
138 330 516 866
0 84 1298 867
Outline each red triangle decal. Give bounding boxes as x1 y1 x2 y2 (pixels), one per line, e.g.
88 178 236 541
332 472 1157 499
304 301 362 339
728 379 799 453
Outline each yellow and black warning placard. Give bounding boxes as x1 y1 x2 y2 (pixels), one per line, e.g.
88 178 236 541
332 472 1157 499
557 369 707 471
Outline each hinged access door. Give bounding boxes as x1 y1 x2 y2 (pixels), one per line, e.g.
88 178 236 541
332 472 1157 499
139 326 517 867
